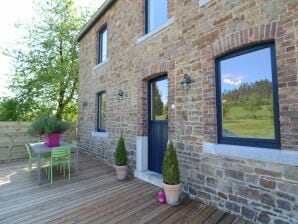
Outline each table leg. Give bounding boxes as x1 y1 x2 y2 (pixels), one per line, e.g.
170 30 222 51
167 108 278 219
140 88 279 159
75 148 79 175
37 153 41 185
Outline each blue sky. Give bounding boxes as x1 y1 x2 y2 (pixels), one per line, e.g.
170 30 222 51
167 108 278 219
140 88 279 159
221 48 272 92
155 79 168 105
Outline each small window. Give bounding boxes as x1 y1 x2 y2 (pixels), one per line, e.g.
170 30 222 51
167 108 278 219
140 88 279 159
98 26 107 64
216 43 280 148
97 92 106 132
145 0 168 33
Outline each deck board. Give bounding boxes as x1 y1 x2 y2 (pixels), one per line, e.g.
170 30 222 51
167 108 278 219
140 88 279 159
0 156 251 224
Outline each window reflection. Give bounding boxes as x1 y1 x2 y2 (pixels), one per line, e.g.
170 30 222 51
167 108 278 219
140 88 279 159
147 0 168 32
151 79 168 120
220 47 275 139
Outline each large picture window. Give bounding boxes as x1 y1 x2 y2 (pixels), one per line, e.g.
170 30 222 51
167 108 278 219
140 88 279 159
97 92 106 132
216 43 280 148
98 25 107 64
145 0 167 33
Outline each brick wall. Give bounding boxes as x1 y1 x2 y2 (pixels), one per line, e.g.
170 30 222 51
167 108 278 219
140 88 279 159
78 0 298 223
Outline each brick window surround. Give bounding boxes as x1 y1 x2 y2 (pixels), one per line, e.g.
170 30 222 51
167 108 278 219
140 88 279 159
201 21 298 150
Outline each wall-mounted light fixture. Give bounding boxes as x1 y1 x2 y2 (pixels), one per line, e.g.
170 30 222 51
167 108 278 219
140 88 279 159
116 89 124 100
180 74 191 90
82 101 88 108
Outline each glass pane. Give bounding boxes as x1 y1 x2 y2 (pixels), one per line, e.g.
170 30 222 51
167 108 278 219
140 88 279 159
151 79 168 120
220 47 275 139
100 93 106 130
101 29 107 62
148 0 167 32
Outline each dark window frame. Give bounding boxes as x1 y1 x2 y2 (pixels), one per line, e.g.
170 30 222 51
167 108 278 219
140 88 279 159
215 43 281 149
97 25 107 64
97 91 106 132
144 0 168 34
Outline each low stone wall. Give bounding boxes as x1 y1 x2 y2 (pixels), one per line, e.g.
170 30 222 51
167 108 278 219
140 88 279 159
0 122 77 163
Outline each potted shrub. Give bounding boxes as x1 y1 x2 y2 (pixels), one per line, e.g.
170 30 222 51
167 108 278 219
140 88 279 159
114 134 128 180
162 140 182 205
28 117 69 147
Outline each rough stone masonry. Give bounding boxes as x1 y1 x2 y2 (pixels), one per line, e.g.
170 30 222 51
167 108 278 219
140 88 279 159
77 0 298 223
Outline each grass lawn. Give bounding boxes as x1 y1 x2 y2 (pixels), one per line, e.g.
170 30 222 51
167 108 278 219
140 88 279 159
224 105 274 138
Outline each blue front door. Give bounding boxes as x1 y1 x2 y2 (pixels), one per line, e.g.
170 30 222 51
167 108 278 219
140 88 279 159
148 76 168 173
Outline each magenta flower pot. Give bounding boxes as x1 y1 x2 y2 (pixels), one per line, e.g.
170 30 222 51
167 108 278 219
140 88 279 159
45 133 61 147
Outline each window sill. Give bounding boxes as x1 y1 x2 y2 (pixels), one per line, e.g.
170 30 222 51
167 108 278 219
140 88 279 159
92 59 108 70
136 18 174 44
203 142 298 166
91 131 109 138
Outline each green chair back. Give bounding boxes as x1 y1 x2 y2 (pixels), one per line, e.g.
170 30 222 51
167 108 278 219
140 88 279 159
48 147 71 184
51 147 70 159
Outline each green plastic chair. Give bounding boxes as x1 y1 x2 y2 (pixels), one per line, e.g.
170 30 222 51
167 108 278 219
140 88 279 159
47 147 71 184
25 144 37 172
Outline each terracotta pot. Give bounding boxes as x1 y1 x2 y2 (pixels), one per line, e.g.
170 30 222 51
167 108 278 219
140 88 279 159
114 165 128 180
163 182 182 205
45 133 60 147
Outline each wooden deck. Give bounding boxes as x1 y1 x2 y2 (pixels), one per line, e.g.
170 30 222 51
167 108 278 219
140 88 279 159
0 156 251 224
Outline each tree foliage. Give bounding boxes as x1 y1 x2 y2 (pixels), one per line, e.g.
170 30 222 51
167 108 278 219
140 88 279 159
162 141 180 185
152 83 164 116
222 79 272 105
0 98 22 121
115 135 128 166
5 0 91 121
243 93 262 119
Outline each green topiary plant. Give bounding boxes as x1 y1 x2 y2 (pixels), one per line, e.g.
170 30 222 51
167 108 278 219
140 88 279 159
28 116 69 136
115 134 127 166
162 140 180 185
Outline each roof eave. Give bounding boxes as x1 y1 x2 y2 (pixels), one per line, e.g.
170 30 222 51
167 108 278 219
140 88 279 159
76 0 115 42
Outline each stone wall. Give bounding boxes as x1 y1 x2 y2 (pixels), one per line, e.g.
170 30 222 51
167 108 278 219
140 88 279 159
78 0 298 223
0 122 77 163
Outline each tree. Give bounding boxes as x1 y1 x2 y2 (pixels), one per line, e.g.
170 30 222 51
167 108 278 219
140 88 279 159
152 83 164 117
0 98 22 121
244 93 262 119
222 99 230 118
5 0 91 121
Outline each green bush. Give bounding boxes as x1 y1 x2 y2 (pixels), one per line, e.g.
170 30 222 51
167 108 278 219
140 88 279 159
162 140 180 185
115 135 127 166
28 116 69 136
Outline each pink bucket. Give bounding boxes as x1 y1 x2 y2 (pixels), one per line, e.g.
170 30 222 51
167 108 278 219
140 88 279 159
45 133 61 147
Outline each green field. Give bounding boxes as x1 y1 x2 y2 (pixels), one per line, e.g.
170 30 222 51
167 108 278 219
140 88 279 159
223 105 274 139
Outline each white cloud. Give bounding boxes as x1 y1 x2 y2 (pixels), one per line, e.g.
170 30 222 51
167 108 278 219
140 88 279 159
223 74 244 86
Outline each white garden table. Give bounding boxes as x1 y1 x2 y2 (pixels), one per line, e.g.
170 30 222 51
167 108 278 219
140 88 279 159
29 141 79 185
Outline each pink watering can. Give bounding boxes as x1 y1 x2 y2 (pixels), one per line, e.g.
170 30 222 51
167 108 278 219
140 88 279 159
158 191 165 203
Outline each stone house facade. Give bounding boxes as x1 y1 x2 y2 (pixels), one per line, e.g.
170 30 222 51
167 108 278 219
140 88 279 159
77 0 298 223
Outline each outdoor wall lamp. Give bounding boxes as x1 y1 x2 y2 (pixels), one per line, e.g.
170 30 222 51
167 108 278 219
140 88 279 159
117 89 124 100
180 74 191 90
82 101 88 107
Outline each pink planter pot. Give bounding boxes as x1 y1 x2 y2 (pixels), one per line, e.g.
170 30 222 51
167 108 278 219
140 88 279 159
45 133 61 147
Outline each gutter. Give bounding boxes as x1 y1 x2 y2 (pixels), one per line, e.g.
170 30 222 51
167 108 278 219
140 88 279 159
76 0 116 42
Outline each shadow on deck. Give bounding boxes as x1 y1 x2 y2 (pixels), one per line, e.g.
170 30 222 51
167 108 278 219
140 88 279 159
0 155 252 224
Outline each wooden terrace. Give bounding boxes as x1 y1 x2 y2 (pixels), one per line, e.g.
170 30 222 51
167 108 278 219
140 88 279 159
0 156 253 224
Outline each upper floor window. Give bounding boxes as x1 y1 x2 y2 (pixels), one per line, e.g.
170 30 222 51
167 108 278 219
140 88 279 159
98 25 107 64
97 91 106 132
216 43 280 149
145 0 168 33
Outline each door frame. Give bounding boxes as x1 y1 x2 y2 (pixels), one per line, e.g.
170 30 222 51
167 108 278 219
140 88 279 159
147 74 168 173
